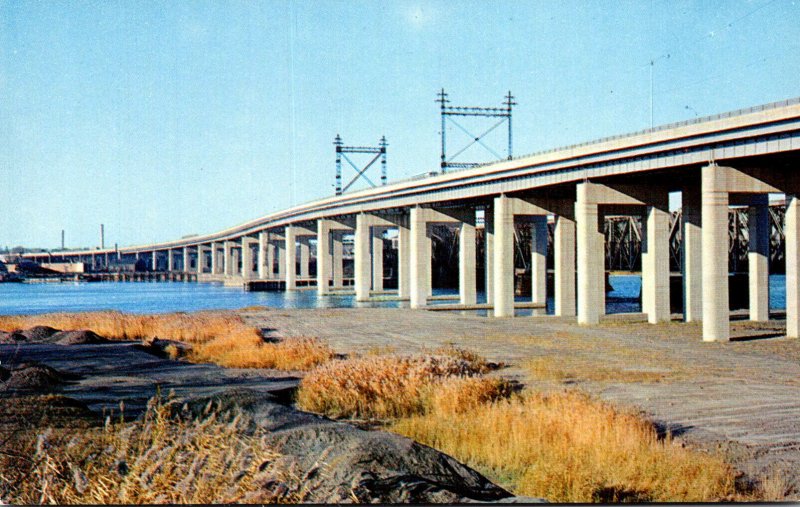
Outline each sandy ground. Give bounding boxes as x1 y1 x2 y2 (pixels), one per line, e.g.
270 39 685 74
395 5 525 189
241 307 800 493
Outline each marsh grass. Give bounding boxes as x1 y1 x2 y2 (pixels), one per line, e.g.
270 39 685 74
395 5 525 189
0 311 334 370
295 348 753 503
391 390 743 503
0 396 304 504
295 353 502 419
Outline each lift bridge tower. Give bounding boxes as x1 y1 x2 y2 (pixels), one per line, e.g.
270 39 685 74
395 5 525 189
437 89 515 172
334 135 388 196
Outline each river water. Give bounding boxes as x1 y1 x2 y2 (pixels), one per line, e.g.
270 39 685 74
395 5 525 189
0 274 787 316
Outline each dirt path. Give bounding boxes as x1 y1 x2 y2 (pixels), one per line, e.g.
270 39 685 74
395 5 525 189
242 307 800 493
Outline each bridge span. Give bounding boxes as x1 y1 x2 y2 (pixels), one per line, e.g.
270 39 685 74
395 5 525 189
24 97 800 342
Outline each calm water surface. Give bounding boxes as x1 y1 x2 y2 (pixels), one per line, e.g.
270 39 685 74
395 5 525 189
0 274 787 315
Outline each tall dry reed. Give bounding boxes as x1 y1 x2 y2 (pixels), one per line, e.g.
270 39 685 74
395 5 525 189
391 390 741 502
295 354 503 419
0 396 305 504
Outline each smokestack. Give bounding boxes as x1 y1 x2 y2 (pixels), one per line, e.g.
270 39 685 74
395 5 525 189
61 229 65 250
100 224 105 249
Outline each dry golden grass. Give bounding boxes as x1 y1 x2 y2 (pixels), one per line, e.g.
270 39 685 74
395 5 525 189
390 390 741 503
0 310 254 344
525 357 670 384
195 334 334 370
296 353 492 419
0 311 334 371
0 396 305 504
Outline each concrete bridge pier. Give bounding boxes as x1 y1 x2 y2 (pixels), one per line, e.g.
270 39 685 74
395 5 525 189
354 214 398 301
484 207 494 306
459 219 477 305
699 163 796 341
241 237 256 280
372 228 385 292
299 237 311 279
197 245 206 275
332 233 344 289
257 232 268 279
183 247 191 274
276 237 286 281
408 207 465 308
284 227 297 290
493 195 549 317
223 241 233 276
553 214 576 317
167 250 174 272
786 195 800 338
266 240 276 279
748 195 770 322
530 215 547 313
409 207 430 308
397 215 411 300
317 219 354 294
682 185 703 322
641 194 671 324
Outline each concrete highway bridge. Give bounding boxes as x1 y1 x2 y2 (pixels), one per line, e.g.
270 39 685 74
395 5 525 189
24 97 800 342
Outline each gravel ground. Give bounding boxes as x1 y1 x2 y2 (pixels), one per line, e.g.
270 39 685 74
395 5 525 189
241 307 800 497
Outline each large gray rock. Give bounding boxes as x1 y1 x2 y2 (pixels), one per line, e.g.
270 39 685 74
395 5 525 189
179 388 540 504
52 330 109 345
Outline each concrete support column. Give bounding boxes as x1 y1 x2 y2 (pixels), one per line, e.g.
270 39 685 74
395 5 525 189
167 250 174 272
196 246 204 274
459 221 477 305
151 251 158 272
223 241 233 276
298 238 310 279
284 227 296 290
241 239 253 281
576 184 604 324
266 242 276 279
785 195 800 338
748 197 770 322
484 208 494 305
276 240 286 280
232 248 240 275
531 216 548 307
682 187 703 321
493 195 515 317
701 164 730 342
183 247 190 273
354 215 371 301
372 229 384 292
257 232 268 279
554 215 576 317
208 243 216 274
642 203 671 323
332 234 344 288
409 207 430 308
426 230 433 297
317 221 331 294
398 217 411 299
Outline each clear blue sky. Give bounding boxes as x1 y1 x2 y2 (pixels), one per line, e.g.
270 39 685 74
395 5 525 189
2 0 799 250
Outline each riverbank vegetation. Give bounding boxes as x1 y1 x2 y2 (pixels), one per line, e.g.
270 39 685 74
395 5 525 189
0 311 772 502
0 396 300 504
295 350 747 503
0 311 333 370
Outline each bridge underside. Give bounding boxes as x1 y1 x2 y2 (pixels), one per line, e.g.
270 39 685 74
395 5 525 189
24 99 800 342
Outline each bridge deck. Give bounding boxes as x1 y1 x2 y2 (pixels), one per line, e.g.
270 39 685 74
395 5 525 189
241 307 800 490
